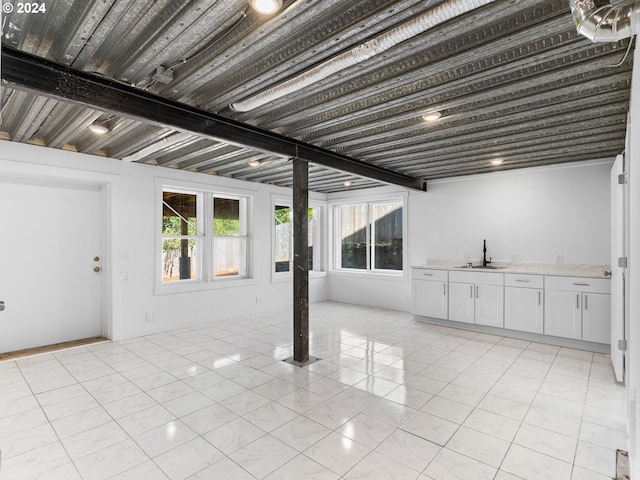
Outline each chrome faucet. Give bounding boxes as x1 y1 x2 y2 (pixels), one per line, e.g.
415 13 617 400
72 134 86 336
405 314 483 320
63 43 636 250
482 239 491 267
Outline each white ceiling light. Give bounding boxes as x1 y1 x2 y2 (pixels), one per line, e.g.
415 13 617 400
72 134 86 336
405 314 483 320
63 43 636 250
422 111 442 122
89 122 109 134
248 159 261 167
249 0 282 15
490 158 504 166
343 180 353 187
231 0 496 112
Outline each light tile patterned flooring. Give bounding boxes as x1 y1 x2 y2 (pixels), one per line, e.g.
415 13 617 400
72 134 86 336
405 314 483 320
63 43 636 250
0 302 627 480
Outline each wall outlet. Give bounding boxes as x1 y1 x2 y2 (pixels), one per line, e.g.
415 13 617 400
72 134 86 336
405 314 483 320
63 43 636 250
463 252 470 260
256 297 262 305
145 311 156 323
119 271 131 283
555 254 564 264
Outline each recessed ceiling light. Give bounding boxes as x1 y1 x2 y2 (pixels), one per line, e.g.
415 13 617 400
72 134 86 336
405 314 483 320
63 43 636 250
343 180 353 187
490 158 504 166
422 111 442 122
89 122 109 134
249 0 282 14
248 159 261 167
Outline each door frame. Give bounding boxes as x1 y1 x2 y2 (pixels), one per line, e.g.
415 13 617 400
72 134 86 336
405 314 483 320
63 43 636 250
0 157 120 342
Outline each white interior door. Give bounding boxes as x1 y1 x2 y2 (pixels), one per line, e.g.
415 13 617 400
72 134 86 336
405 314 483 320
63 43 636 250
0 179 103 353
611 154 625 382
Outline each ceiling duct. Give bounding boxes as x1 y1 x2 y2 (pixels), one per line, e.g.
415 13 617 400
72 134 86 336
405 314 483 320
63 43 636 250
569 0 640 42
229 0 496 112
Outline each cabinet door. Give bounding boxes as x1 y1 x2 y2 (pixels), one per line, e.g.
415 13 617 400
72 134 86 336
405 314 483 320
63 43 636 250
544 289 581 339
582 293 611 344
475 284 504 327
448 282 474 324
504 287 543 334
413 280 448 319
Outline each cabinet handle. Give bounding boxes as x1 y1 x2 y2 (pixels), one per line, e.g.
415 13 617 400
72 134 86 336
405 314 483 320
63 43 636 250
516 279 530 283
422 273 434 276
443 283 447 296
470 286 473 298
476 285 479 298
573 283 590 286
538 291 541 305
576 293 580 309
584 294 588 310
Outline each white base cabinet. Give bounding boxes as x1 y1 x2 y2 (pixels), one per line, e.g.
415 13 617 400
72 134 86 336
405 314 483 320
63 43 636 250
504 274 544 334
544 276 611 343
412 269 448 319
448 271 504 328
412 267 610 345
448 282 474 324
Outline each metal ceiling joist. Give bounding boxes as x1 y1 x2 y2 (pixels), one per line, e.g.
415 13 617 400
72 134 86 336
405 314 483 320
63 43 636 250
0 46 425 192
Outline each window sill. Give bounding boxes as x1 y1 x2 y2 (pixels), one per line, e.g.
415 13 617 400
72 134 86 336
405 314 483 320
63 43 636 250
271 271 328 284
155 277 257 295
329 269 408 281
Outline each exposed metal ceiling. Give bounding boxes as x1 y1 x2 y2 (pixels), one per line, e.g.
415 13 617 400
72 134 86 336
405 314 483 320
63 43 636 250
0 0 633 193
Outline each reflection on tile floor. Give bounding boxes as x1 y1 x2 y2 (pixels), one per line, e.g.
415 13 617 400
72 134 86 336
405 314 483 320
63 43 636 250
0 302 627 480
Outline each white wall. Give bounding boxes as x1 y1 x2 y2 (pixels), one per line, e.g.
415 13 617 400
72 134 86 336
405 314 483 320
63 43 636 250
0 142 328 341
327 160 613 311
411 160 612 265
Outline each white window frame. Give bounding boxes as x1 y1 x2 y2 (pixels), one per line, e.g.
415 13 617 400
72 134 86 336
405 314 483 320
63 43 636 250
271 194 326 283
156 180 255 294
330 192 407 278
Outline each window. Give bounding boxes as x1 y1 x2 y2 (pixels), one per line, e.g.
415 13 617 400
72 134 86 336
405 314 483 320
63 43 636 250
335 199 403 272
162 191 202 281
273 202 323 275
161 187 250 285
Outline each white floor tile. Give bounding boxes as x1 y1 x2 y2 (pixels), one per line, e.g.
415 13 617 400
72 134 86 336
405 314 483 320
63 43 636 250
74 439 148 480
401 411 459 446
264 454 340 480
375 429 441 472
304 431 371 476
154 437 224 480
424 448 496 480
344 450 420 480
203 417 266 455
501 444 572 480
133 420 198 457
1 303 626 480
187 457 255 479
230 434 298 479
270 415 332 451
446 426 510 467
339 412 397 449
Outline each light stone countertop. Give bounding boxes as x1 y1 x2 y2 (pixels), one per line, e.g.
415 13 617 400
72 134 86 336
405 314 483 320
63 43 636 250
412 259 611 279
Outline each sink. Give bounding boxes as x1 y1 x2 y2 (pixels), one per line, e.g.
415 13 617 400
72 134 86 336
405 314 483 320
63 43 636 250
456 264 506 270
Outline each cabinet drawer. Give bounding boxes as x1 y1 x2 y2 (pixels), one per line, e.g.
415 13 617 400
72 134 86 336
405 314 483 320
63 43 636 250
505 273 543 289
544 276 610 294
412 268 448 282
449 270 503 286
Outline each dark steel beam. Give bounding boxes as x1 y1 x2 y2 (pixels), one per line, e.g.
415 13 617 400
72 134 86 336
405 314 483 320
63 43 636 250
292 158 310 364
1 46 425 192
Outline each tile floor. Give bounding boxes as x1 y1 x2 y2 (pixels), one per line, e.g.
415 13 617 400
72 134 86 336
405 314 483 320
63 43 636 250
0 302 628 480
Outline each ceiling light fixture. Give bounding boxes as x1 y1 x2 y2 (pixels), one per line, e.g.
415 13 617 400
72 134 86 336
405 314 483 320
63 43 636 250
89 121 109 134
422 111 442 122
231 0 496 112
343 180 353 187
248 159 261 167
249 0 282 15
490 158 504 166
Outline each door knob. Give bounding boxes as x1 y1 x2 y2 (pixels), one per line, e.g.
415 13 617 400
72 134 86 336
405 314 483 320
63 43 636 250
94 266 101 272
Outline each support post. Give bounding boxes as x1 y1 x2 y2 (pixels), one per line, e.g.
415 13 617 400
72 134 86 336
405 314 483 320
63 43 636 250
293 158 310 364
